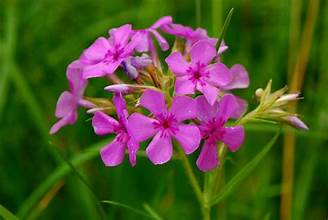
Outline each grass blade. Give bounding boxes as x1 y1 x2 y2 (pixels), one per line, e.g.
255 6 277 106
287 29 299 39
0 204 19 220
143 203 163 220
16 139 107 219
217 8 234 49
0 1 16 119
210 130 280 206
102 201 153 219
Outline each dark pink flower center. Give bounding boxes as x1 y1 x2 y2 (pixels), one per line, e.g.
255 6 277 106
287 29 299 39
200 117 226 143
153 113 179 138
187 62 209 86
104 45 125 63
114 124 129 143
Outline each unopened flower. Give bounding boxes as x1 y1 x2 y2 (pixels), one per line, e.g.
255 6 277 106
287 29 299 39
196 94 244 171
92 93 139 166
128 90 200 164
80 24 141 79
105 84 160 94
166 40 232 105
282 116 308 130
246 80 308 130
50 60 94 134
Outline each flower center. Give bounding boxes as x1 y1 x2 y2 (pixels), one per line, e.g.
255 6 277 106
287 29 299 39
187 62 209 86
200 118 225 143
104 45 125 63
114 124 129 143
153 113 179 138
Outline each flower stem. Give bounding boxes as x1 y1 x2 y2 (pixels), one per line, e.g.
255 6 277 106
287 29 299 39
177 148 206 218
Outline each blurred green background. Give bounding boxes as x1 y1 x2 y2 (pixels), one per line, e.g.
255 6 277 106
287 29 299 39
0 0 327 219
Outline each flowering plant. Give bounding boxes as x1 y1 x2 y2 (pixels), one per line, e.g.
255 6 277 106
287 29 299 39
50 15 307 219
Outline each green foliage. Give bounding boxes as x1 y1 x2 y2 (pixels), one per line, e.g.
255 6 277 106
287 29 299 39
0 0 327 219
210 131 280 206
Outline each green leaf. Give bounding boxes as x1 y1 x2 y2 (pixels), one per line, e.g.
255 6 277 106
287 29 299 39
217 8 234 49
210 130 280 206
0 204 19 220
0 1 16 119
101 201 153 219
16 140 107 219
143 203 163 220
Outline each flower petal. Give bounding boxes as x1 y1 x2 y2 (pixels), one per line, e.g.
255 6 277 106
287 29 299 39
151 16 173 29
100 137 126 166
150 30 169 51
222 64 249 90
108 24 132 46
66 60 87 96
92 111 120 135
134 31 149 52
123 31 143 55
128 113 157 142
82 63 108 79
49 112 77 134
55 91 76 118
190 40 216 65
146 133 173 165
169 95 196 121
195 95 219 122
196 141 219 172
207 63 232 87
197 82 219 106
215 94 238 122
113 93 128 124
221 126 244 152
174 125 200 154
140 90 167 115
127 138 139 166
165 52 189 76
175 76 195 95
228 95 248 119
80 37 111 64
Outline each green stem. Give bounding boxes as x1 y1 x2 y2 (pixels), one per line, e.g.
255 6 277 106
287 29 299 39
177 148 204 216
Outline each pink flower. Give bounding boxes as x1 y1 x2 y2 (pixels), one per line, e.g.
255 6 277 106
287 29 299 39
165 40 232 105
134 16 172 52
92 93 139 166
196 94 245 172
128 90 200 165
80 24 141 79
50 60 94 134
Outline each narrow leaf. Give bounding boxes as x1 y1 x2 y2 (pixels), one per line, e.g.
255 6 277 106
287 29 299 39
0 204 19 220
102 201 153 219
217 8 234 49
143 203 163 220
210 130 280 206
16 140 107 219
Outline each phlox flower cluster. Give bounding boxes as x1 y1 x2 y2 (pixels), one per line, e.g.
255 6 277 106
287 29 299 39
50 16 306 172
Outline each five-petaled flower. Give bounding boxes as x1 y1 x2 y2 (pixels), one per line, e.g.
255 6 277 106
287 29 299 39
80 24 141 79
166 40 232 105
128 90 201 165
92 93 139 166
195 94 245 172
